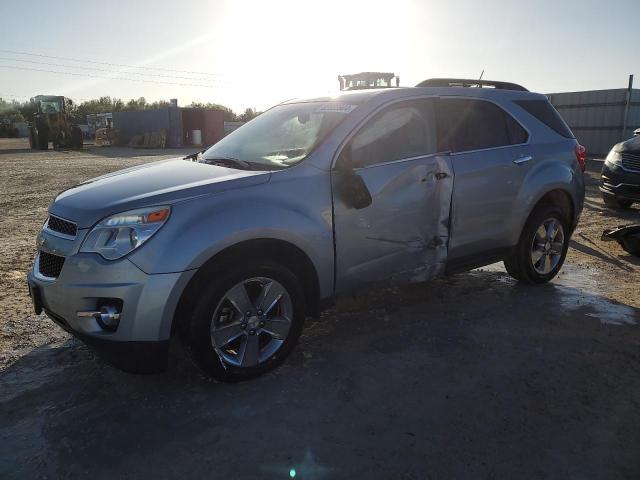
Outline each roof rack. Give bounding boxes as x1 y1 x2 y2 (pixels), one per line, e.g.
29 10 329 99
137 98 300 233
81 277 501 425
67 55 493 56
416 78 528 92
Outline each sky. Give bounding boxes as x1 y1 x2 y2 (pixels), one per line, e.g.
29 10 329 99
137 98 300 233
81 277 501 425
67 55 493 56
0 0 638 112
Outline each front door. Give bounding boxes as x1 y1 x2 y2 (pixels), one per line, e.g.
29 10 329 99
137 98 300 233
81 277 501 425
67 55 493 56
332 98 454 292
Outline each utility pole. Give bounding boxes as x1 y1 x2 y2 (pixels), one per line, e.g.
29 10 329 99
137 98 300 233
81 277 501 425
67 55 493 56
622 74 634 141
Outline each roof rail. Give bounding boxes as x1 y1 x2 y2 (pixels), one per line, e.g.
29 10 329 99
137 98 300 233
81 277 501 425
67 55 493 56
416 78 528 92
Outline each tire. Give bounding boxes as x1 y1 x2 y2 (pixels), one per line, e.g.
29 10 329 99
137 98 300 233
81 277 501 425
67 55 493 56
37 125 49 150
28 127 37 149
602 192 633 209
182 260 306 382
504 205 570 284
71 126 83 149
53 132 64 150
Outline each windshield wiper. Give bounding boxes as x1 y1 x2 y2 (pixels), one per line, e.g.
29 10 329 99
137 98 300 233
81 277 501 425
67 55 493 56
183 149 206 161
201 156 253 170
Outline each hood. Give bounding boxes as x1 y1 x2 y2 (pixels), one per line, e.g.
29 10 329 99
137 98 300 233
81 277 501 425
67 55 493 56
613 135 640 153
50 158 271 228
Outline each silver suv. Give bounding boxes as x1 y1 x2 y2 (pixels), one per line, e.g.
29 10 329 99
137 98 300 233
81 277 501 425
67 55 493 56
28 78 585 381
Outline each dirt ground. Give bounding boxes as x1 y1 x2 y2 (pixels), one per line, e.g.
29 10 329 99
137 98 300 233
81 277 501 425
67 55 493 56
1 137 639 479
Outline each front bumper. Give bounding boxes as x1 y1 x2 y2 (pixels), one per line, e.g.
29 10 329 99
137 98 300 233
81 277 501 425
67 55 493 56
600 162 640 201
45 308 170 373
27 251 195 373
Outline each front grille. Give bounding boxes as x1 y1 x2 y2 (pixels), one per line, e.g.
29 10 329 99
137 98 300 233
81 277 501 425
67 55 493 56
47 215 77 237
38 251 65 278
621 152 640 172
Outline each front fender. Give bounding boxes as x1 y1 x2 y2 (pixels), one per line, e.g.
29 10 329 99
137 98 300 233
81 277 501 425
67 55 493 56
508 158 584 245
128 169 335 298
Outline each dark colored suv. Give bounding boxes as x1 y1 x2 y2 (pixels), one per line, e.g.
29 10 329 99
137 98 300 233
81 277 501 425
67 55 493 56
601 130 640 209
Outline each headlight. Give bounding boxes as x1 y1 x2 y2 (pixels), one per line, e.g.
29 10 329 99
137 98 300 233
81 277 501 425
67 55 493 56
80 206 170 260
605 149 622 166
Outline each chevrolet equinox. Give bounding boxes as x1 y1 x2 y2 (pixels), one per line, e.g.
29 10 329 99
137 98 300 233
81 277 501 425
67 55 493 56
28 78 586 381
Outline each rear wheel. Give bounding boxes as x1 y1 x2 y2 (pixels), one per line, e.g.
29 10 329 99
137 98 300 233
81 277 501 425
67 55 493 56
37 125 49 150
602 192 633 209
504 205 570 284
28 127 37 149
183 260 306 381
71 126 83 149
53 131 65 150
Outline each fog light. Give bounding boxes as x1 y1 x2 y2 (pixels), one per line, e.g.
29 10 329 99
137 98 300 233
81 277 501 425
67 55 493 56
77 304 121 331
97 305 121 330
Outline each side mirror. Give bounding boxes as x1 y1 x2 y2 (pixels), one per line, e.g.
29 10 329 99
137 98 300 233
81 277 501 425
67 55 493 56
634 128 640 137
335 145 372 210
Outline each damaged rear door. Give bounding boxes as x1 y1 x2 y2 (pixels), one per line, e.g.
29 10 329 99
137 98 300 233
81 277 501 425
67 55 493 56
332 98 454 292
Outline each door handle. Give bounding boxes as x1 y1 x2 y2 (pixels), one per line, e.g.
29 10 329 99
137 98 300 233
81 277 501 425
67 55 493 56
513 155 533 165
421 171 449 183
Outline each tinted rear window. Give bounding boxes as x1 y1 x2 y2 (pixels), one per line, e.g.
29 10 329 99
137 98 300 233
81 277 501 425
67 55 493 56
505 113 528 144
436 99 528 153
514 99 574 138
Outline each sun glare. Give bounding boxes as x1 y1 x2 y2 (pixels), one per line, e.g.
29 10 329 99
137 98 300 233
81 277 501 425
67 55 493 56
213 0 412 109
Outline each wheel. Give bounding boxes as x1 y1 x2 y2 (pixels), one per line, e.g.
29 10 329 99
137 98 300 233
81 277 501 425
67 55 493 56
183 260 306 381
504 205 570 284
37 125 49 150
53 132 64 150
602 192 633 209
28 127 37 149
71 126 83 149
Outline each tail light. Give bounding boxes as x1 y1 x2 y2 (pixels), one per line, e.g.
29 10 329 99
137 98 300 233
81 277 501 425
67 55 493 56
575 144 586 172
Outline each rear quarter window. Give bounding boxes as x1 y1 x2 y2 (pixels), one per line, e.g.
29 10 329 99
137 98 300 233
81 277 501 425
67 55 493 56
514 99 574 139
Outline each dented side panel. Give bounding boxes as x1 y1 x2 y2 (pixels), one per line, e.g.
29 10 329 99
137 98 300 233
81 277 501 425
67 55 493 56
333 154 454 293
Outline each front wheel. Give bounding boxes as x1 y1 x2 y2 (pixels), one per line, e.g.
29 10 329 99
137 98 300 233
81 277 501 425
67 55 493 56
183 261 306 381
504 206 570 284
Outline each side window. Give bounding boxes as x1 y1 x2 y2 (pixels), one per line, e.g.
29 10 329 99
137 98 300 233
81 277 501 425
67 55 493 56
514 99 574 138
504 113 528 144
350 99 437 168
437 99 528 153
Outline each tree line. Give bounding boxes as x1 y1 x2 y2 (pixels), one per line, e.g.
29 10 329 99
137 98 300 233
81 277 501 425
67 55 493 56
0 96 260 129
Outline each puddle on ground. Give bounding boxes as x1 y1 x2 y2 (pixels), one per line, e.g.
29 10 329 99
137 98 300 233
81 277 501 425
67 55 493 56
553 263 637 326
474 262 638 326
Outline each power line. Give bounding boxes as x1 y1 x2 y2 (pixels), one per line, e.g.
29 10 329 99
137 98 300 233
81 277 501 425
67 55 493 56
0 93 31 98
0 56 227 83
0 48 229 77
0 64 230 88
0 93 107 102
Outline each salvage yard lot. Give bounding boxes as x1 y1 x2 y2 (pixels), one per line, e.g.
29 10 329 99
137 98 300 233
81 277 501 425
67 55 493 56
1 137 639 478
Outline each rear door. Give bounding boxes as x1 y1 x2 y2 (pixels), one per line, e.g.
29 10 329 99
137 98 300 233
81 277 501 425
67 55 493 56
332 98 454 292
437 97 532 264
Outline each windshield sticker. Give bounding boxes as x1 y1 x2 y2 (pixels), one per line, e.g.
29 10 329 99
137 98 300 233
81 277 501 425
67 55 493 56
315 104 357 114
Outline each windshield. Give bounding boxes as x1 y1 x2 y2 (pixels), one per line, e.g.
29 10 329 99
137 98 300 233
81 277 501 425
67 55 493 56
39 100 62 114
201 102 358 169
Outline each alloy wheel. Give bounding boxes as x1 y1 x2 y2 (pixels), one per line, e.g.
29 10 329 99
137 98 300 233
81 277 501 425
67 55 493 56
210 277 293 368
530 218 565 275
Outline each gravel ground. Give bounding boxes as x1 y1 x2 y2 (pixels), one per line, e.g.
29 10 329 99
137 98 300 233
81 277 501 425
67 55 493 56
1 137 639 479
